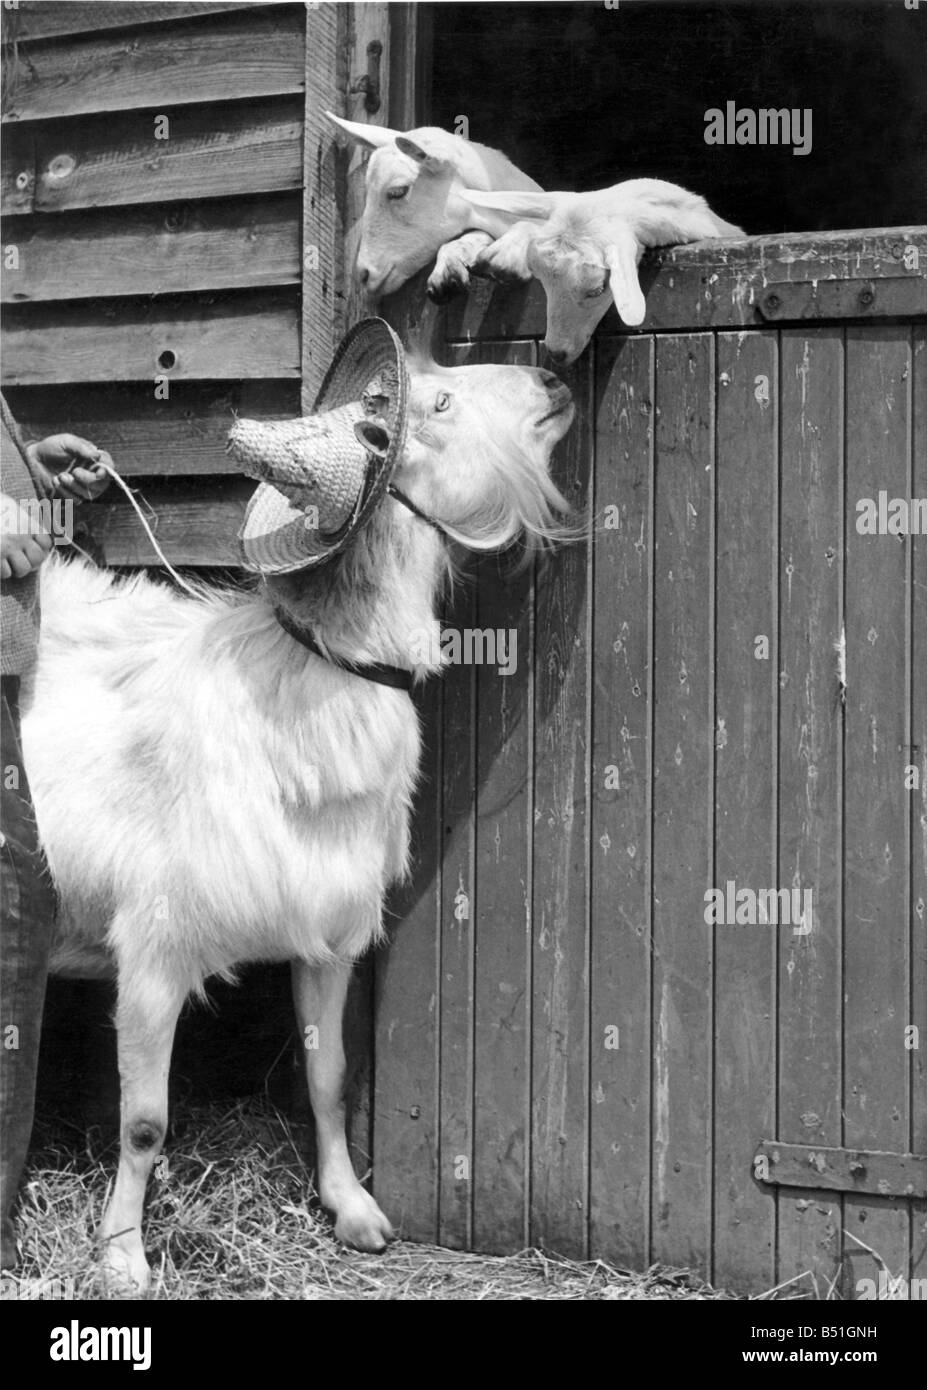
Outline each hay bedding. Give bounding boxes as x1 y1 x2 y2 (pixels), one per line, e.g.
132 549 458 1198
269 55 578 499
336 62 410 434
0 1098 733 1302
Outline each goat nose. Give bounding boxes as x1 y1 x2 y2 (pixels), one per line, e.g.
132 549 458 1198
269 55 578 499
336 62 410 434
545 348 569 366
358 265 371 287
538 369 562 388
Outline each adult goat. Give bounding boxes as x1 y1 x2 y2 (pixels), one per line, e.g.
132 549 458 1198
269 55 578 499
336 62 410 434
22 340 574 1292
326 113 542 303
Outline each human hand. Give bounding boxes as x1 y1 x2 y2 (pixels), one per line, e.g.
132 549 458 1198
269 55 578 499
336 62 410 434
0 492 54 580
25 434 113 501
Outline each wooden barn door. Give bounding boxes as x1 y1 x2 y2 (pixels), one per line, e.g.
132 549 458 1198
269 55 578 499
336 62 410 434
372 228 927 1296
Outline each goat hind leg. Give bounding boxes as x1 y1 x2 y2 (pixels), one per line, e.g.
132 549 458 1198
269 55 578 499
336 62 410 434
292 958 393 1251
100 966 185 1292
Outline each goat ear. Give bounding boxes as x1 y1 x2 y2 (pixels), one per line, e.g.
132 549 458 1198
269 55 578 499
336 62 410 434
458 189 556 221
325 112 400 151
394 135 451 174
354 420 392 458
605 232 647 328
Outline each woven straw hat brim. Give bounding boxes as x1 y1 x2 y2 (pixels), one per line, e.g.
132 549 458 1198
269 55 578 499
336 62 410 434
236 317 408 575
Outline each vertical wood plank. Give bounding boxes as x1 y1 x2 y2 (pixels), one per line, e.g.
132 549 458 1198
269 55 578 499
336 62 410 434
340 2 392 334
713 331 778 1292
842 328 912 1295
302 2 342 409
650 333 715 1269
436 340 479 1250
530 352 592 1258
436 631 474 1250
911 327 927 1286
589 334 654 1268
372 680 442 1242
472 338 536 1253
776 328 844 1292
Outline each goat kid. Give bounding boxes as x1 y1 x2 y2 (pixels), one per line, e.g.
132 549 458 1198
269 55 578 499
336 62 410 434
21 359 574 1292
460 179 744 364
326 113 542 303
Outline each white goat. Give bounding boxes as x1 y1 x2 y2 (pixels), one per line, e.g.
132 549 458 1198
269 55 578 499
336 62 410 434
326 113 542 303
460 179 744 364
21 358 573 1292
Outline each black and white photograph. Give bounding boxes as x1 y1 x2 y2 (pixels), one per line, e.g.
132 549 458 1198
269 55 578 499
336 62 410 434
0 0 925 1338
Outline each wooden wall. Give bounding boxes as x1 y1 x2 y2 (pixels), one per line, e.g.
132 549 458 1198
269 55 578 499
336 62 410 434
374 229 927 1295
1 1 308 566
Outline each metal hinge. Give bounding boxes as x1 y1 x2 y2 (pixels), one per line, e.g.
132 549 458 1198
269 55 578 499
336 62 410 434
755 276 927 321
754 1141 927 1198
350 39 383 115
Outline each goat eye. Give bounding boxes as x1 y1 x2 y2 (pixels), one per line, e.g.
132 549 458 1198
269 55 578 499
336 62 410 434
585 268 611 300
387 185 410 201
583 266 611 300
434 391 452 413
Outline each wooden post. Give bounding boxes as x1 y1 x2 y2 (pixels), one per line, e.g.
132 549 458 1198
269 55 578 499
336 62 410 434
338 2 392 335
302 2 342 412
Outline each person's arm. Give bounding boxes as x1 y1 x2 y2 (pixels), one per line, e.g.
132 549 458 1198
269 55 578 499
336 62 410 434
24 434 112 501
0 490 53 581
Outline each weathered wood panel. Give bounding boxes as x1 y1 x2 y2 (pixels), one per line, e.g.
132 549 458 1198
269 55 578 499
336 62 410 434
712 330 778 1293
0 124 34 214
3 381 299 477
70 476 251 567
2 6 305 122
9 3 256 42
2 196 301 301
529 353 591 1258
435 338 477 1247
776 329 845 1290
437 618 475 1250
1 99 304 216
911 326 927 1285
445 229 927 340
471 340 535 1254
589 333 653 1269
340 2 393 335
301 1 341 410
842 328 913 1292
373 678 442 1243
1 290 300 383
376 230 926 1290
650 334 715 1269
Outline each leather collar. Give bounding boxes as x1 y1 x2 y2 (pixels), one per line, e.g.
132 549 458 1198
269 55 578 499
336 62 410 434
274 610 414 692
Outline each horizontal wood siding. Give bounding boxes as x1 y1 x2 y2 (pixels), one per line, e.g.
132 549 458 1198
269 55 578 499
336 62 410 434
1 99 304 216
10 4 256 43
1 2 306 567
373 228 927 1294
3 7 305 121
2 197 301 301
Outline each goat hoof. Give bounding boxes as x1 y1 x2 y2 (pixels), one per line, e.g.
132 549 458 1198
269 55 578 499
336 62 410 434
332 1192 394 1253
427 273 469 305
101 1243 151 1296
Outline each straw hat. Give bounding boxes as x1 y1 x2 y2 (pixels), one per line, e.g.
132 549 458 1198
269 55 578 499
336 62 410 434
230 318 408 574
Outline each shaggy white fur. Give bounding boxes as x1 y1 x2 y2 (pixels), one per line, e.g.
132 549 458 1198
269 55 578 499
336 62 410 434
20 358 574 1291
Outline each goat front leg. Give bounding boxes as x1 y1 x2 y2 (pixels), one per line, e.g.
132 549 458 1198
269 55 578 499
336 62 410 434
292 958 393 1251
472 220 538 284
426 229 494 304
100 964 185 1293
